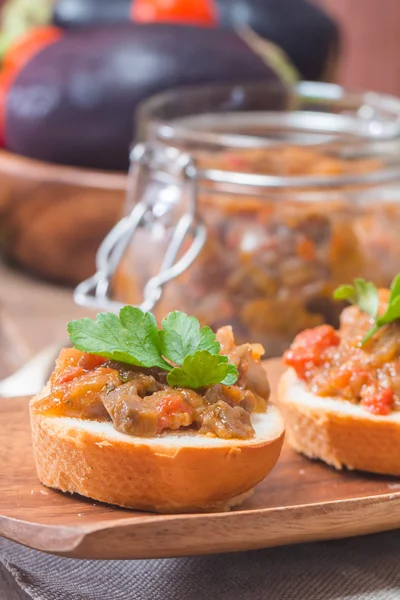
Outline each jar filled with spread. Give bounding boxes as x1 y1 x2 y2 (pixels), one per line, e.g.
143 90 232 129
75 82 400 357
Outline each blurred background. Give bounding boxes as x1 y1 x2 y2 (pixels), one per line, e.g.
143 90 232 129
1 0 400 386
1 0 398 94
314 0 400 95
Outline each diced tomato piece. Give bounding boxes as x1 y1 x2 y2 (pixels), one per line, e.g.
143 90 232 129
328 364 353 389
361 388 394 416
50 349 107 387
283 347 313 380
50 348 84 386
56 366 85 385
294 325 341 353
284 325 340 380
79 353 107 371
332 364 373 393
157 395 192 432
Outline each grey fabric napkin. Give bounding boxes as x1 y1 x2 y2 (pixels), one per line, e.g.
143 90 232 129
1 532 400 600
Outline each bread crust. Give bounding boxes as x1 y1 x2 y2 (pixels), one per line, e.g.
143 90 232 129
278 368 400 476
30 394 284 513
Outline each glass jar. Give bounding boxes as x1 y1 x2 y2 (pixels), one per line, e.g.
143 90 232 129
75 82 400 357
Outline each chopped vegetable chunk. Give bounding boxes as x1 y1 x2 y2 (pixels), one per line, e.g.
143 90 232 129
284 289 400 416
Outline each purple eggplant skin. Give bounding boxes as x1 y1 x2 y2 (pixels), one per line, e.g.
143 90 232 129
216 0 340 82
52 0 340 82
5 23 288 171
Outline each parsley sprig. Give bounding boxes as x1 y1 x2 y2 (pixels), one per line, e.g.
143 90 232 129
67 308 239 389
334 274 400 344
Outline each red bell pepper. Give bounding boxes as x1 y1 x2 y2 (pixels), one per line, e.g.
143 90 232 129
131 0 217 26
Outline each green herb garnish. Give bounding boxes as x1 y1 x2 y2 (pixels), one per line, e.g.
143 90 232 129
67 308 239 389
67 307 170 370
159 311 220 364
167 351 238 389
334 274 400 344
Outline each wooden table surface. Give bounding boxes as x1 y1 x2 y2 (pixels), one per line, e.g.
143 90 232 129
0 260 92 598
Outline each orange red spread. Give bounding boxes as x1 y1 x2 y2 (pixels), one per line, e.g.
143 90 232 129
34 327 270 439
284 290 399 416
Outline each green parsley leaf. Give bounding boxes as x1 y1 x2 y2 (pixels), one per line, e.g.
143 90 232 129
68 307 171 370
333 278 379 318
67 307 239 390
375 275 400 327
221 363 241 386
167 351 239 389
159 311 220 365
361 324 379 345
377 297 400 327
334 274 400 345
333 284 357 302
388 274 400 305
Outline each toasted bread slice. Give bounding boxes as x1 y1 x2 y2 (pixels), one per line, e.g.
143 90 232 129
30 393 284 513
278 368 400 476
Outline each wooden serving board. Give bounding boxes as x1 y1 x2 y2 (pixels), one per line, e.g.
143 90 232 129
1 361 400 560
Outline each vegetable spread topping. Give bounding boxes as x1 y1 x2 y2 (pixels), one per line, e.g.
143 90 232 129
34 309 270 439
284 276 400 416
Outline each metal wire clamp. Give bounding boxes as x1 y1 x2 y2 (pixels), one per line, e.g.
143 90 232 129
74 143 207 313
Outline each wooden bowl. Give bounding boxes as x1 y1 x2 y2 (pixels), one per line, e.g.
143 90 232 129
0 149 127 286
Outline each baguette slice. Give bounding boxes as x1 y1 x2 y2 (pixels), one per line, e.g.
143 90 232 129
30 393 285 513
278 368 400 476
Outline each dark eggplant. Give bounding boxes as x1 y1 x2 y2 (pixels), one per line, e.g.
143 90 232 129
4 23 289 171
217 0 340 82
51 0 340 81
